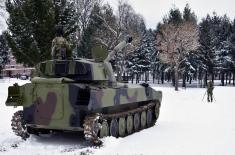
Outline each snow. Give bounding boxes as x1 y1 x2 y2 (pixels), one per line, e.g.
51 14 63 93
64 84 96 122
0 78 235 155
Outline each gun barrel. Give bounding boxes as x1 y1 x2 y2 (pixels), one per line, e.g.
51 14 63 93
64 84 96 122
104 36 132 62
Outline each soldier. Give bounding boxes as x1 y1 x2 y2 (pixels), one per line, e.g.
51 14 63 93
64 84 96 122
51 25 71 60
207 80 214 102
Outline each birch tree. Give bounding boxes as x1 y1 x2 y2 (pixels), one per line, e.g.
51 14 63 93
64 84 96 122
0 0 7 32
157 21 199 90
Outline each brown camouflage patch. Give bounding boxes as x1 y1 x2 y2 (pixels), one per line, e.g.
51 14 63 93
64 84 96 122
34 92 57 125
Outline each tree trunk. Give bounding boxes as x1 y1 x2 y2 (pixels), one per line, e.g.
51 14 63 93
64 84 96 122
136 73 138 84
221 72 225 86
147 71 150 81
229 72 231 84
203 72 207 88
198 69 202 85
174 65 179 91
226 72 228 85
131 74 134 84
167 72 170 82
233 72 235 85
144 72 146 82
157 73 160 84
152 71 155 84
172 71 175 86
211 72 214 82
161 71 164 84
182 72 186 88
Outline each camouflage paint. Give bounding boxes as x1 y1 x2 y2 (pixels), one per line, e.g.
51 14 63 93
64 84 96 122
36 60 108 81
6 59 162 132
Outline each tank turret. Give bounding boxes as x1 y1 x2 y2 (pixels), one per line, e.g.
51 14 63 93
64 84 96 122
5 37 162 144
33 36 133 86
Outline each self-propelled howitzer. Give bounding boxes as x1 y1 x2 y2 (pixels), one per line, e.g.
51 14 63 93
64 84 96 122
6 37 162 144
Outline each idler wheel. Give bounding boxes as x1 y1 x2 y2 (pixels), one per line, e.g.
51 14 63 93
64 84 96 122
118 117 126 137
110 118 118 137
133 113 140 131
140 111 147 129
146 109 153 127
99 120 109 138
126 115 133 134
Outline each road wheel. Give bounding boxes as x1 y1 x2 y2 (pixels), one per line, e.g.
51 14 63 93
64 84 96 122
110 118 118 137
141 111 147 129
146 109 153 127
118 117 126 137
126 115 133 134
99 120 109 138
133 113 140 131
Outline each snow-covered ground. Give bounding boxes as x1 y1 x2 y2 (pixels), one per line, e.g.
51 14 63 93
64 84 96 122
0 78 235 155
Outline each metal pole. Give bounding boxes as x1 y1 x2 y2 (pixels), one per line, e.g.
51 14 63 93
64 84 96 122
202 90 207 102
212 94 216 102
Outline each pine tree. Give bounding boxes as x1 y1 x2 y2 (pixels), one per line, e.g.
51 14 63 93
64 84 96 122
165 7 183 25
138 29 155 82
213 15 232 85
5 0 55 66
198 15 215 84
5 0 77 66
53 0 77 40
181 4 198 87
0 32 9 73
183 3 197 24
230 19 235 85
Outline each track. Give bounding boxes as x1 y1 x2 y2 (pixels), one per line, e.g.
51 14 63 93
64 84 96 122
83 100 161 144
11 101 160 144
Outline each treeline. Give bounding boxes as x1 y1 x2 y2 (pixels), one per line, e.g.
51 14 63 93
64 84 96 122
155 8 235 90
127 4 235 90
0 1 235 90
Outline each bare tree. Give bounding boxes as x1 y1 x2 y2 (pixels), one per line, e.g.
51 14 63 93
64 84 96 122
75 0 102 36
87 1 144 80
0 1 4 15
75 0 145 80
0 0 7 31
157 21 199 90
114 1 145 80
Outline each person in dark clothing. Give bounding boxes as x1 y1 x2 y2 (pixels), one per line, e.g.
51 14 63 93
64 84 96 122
51 25 71 60
207 80 214 102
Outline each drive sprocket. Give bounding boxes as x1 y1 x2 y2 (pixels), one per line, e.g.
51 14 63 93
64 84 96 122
11 110 30 140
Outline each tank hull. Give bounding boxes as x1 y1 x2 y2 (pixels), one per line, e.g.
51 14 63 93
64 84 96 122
6 78 162 144
8 79 161 132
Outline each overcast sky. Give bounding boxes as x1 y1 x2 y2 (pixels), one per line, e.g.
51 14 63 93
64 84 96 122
105 0 235 29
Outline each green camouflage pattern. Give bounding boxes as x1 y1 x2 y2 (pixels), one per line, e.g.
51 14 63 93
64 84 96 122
6 74 162 131
35 60 109 81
